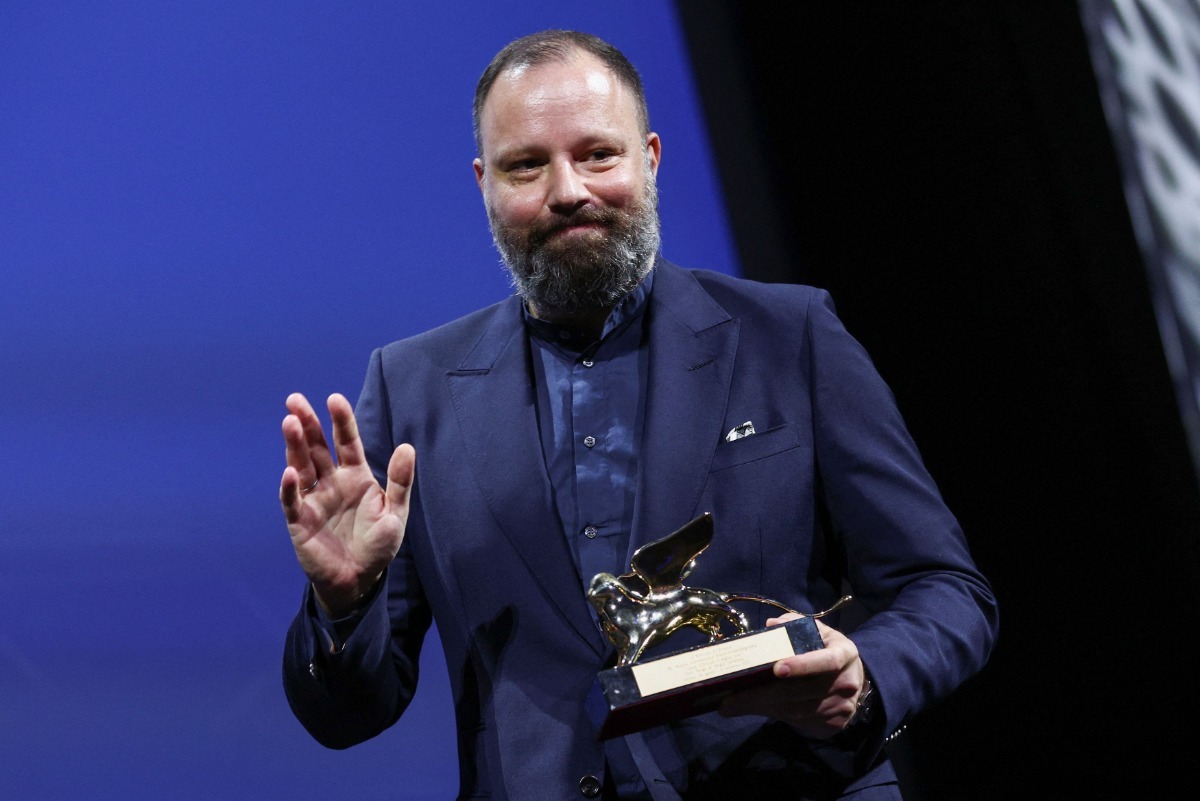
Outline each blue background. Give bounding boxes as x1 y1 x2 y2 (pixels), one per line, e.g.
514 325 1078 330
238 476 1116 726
0 2 737 798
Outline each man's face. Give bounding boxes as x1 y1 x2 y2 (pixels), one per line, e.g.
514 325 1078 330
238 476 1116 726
473 52 662 320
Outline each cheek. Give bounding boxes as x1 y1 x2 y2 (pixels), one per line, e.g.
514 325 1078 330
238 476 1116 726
487 187 544 226
591 171 642 208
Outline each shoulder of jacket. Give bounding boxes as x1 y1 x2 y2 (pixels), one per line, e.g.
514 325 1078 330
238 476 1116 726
675 265 834 332
377 297 518 364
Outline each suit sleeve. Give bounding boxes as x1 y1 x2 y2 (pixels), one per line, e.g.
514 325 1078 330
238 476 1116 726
805 290 999 755
281 347 434 749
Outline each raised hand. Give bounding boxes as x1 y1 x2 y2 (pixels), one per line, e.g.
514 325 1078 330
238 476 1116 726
279 392 415 618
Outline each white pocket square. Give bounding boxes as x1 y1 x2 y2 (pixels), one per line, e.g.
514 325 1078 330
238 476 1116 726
725 421 756 442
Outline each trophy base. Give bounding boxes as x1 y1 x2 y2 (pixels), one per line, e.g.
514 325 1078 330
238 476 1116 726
595 616 824 740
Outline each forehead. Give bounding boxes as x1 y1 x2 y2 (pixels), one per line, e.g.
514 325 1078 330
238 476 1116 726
478 53 641 153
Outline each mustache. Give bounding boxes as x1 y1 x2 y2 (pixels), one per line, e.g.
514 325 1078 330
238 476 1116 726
528 207 621 246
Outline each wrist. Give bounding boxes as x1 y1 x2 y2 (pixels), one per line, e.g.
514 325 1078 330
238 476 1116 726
313 570 385 619
847 677 875 727
825 674 878 749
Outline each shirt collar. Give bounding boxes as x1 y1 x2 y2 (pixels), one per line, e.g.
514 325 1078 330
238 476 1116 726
522 266 655 351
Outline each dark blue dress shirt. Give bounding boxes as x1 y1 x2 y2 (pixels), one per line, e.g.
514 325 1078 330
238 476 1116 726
525 270 653 592
524 269 662 800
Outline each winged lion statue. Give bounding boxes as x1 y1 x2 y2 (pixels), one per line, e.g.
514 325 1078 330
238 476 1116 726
587 513 850 667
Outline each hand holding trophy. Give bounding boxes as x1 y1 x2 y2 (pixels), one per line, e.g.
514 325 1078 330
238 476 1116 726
588 513 851 739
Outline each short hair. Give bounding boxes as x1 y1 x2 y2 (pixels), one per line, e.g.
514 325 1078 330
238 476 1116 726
473 30 651 157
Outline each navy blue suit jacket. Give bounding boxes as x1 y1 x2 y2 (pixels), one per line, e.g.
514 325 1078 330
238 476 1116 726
284 260 998 800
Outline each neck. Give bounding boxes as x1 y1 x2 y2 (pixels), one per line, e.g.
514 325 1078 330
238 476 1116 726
526 302 612 342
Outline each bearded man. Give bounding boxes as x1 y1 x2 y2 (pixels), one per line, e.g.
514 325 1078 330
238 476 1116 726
280 30 997 801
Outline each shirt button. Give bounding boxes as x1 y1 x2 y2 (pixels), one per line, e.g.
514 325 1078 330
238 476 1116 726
582 359 594 368
583 525 598 539
579 775 602 798
583 435 596 448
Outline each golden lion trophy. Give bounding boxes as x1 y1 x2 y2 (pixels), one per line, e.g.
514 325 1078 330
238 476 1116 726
587 513 850 739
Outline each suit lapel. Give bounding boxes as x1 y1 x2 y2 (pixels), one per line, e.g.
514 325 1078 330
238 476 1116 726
446 300 606 655
630 262 740 562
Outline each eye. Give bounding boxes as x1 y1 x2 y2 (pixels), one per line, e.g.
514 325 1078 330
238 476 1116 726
587 150 614 162
502 158 544 182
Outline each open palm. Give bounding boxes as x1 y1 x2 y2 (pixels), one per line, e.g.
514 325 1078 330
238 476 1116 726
279 392 415 618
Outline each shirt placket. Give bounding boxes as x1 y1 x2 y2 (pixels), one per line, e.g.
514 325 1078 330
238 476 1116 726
572 347 620 589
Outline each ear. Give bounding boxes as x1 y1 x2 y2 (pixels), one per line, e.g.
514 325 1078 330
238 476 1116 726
645 132 662 177
473 157 485 192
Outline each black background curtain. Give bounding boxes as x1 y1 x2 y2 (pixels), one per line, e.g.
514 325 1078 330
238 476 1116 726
675 2 1200 797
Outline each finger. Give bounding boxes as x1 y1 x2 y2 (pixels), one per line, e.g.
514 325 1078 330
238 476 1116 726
279 465 302 524
723 685 850 728
811 620 859 661
385 443 416 512
328 393 367 469
282 414 318 490
774 646 845 679
765 612 802 627
286 392 335 475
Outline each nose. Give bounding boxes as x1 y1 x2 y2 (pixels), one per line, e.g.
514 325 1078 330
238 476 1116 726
547 161 590 214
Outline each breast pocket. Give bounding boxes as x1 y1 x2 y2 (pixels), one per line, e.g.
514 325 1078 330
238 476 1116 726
709 423 802 472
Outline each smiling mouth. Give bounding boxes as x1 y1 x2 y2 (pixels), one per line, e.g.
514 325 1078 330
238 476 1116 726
551 222 604 238
535 211 613 244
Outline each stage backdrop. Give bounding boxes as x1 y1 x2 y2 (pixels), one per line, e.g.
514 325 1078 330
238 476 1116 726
0 3 736 798
1081 0 1200 481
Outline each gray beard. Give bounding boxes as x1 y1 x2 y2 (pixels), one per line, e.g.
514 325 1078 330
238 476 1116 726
487 174 660 319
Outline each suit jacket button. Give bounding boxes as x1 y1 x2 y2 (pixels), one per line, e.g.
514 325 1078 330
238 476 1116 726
308 661 323 682
578 774 602 798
